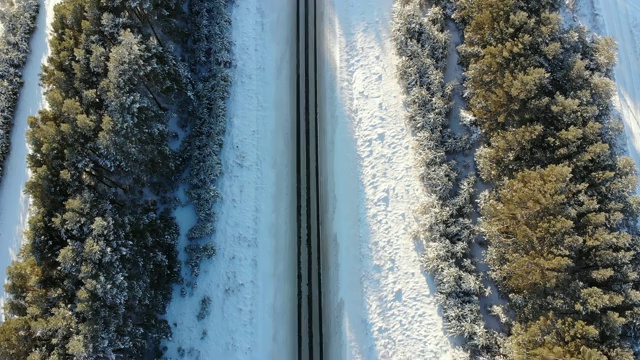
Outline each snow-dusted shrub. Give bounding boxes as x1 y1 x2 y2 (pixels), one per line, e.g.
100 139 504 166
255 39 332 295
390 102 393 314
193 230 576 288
196 295 212 321
0 0 39 180
185 242 216 277
393 2 501 357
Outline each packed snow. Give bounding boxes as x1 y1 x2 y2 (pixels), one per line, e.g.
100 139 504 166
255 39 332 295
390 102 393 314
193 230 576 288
318 0 453 358
162 0 297 358
0 0 60 320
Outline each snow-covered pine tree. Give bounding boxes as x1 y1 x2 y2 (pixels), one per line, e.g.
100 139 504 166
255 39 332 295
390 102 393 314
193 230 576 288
393 2 500 357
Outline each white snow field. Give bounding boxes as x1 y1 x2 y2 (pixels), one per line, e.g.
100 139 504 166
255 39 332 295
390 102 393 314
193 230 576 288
0 0 60 320
318 0 453 358
595 0 640 184
572 0 640 186
162 0 297 358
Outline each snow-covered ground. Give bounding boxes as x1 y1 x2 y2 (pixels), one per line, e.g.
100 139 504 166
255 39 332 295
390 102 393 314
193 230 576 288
318 0 453 358
162 0 297 358
572 0 640 188
0 0 60 320
595 0 640 182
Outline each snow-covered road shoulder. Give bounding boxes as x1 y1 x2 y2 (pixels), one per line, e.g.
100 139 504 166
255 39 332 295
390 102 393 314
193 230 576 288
573 0 640 190
162 1 297 358
595 0 640 180
319 0 453 358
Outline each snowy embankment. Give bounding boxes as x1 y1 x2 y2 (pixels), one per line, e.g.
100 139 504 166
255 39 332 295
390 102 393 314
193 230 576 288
162 0 297 358
0 0 59 319
595 0 640 182
318 0 452 358
573 0 640 187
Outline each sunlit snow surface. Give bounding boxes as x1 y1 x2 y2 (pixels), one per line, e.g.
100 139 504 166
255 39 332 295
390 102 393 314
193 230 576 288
318 0 453 358
598 0 640 187
0 0 60 321
571 0 640 191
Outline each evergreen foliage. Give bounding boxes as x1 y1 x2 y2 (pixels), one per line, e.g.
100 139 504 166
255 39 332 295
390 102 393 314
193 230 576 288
183 0 233 242
0 0 39 180
196 295 211 321
456 0 640 357
393 2 499 357
0 0 212 357
178 0 233 287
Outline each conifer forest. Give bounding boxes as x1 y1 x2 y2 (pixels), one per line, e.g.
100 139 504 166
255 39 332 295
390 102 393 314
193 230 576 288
1 0 640 358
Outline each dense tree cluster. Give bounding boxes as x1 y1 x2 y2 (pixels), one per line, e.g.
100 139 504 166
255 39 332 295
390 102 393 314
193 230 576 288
0 0 39 180
393 2 498 357
182 0 232 264
0 0 229 357
455 0 640 357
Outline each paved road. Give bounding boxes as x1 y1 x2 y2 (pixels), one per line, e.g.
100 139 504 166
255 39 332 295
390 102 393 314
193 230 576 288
297 0 323 358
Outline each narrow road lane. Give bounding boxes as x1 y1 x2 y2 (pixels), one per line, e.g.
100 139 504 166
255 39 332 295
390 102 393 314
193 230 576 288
297 0 323 358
